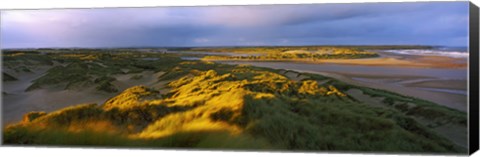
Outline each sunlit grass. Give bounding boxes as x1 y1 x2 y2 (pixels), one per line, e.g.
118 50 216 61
201 47 379 61
103 86 161 110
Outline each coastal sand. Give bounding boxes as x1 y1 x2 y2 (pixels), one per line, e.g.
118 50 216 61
2 68 167 126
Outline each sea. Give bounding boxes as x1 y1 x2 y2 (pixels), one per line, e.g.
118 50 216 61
383 46 469 58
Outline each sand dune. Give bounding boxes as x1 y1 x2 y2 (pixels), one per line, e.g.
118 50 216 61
2 68 168 126
3 87 115 125
2 67 117 125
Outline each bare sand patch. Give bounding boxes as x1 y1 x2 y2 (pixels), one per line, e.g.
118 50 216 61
112 71 166 91
3 86 116 126
2 63 116 125
2 68 170 126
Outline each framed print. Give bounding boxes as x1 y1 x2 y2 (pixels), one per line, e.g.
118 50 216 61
1 1 479 155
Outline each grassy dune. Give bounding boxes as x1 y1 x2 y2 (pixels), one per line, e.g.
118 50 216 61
200 47 379 61
11 51 182 92
2 50 466 153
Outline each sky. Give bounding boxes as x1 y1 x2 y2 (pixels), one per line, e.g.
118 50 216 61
0 2 470 48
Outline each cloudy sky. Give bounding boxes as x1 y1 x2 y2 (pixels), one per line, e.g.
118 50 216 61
0 2 469 48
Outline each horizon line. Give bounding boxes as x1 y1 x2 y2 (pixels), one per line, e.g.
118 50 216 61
1 44 467 50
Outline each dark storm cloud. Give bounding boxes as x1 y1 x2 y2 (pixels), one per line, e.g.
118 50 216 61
0 2 469 48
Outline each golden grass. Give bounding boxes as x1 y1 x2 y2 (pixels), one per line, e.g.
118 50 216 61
103 86 160 110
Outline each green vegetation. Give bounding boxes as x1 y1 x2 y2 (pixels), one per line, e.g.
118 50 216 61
7 51 184 92
94 76 119 93
3 55 466 153
2 51 53 73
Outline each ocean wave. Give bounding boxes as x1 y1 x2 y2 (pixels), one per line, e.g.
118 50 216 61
383 49 469 58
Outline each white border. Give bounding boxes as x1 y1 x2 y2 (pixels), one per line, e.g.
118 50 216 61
1 0 479 157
